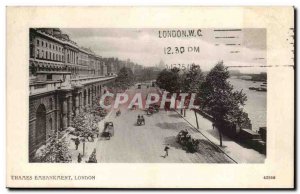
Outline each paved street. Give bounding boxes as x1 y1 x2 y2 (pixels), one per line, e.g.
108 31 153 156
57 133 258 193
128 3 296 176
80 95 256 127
95 85 233 163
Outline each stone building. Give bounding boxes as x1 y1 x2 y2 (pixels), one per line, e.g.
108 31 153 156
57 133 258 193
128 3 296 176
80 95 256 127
29 28 117 161
78 47 90 76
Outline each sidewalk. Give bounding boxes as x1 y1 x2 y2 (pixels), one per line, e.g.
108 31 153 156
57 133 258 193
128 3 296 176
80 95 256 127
178 109 266 163
68 135 98 163
68 110 114 163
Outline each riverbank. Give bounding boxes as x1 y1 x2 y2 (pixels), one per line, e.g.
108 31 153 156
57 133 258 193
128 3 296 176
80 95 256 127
229 78 266 132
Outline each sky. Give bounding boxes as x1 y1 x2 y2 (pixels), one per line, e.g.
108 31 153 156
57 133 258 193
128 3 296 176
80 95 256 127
61 28 266 73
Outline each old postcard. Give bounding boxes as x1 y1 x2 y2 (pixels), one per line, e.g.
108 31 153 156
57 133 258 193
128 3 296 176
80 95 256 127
6 6 294 188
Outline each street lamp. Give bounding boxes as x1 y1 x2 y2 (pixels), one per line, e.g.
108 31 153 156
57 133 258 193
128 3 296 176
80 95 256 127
82 138 86 156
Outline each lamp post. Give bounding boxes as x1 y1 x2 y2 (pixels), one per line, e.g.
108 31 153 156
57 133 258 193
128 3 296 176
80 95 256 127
82 138 86 156
194 109 199 129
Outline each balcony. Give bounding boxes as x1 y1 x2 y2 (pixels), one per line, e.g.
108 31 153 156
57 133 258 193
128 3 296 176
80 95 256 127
29 81 63 96
71 75 116 86
30 75 116 96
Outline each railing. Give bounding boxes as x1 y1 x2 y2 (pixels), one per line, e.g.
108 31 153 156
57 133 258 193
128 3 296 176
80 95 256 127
30 75 116 95
71 75 116 86
29 81 62 95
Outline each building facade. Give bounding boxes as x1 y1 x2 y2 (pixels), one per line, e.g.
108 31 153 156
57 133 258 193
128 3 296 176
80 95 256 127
29 28 117 161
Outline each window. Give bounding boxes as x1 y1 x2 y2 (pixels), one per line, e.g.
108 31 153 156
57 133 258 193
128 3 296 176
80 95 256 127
41 41 44 47
36 49 39 58
52 53 55 60
46 42 47 48
49 43 51 49
41 50 44 58
37 39 39 46
47 74 52 81
46 51 48 59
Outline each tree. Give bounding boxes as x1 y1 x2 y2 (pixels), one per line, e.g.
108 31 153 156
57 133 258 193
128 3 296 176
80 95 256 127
199 61 247 146
91 98 107 117
181 65 205 118
71 112 99 138
156 67 181 93
114 67 134 90
34 135 72 163
181 65 205 93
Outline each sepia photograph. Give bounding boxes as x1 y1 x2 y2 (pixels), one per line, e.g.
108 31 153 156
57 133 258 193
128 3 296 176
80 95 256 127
6 6 294 188
29 28 268 164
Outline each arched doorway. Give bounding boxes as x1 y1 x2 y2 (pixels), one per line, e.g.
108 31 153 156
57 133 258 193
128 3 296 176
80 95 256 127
35 104 46 147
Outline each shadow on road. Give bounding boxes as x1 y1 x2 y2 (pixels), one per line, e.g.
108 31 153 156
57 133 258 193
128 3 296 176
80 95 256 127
133 123 145 126
156 122 188 130
167 113 182 118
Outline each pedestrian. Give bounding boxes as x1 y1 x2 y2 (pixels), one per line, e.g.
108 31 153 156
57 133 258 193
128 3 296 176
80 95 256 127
212 122 215 130
141 115 145 124
90 133 94 142
77 153 82 163
137 114 141 122
75 137 80 150
163 145 170 158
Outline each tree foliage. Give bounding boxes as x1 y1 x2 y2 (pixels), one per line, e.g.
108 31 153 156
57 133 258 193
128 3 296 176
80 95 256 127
197 62 248 146
71 112 99 137
34 135 72 163
181 65 205 93
91 98 107 117
114 67 134 90
156 67 181 93
200 61 248 128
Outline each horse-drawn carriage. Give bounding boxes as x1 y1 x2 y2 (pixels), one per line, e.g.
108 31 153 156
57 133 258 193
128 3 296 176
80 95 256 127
130 104 137 110
146 104 159 115
116 109 121 117
137 116 145 126
176 130 200 153
101 122 114 140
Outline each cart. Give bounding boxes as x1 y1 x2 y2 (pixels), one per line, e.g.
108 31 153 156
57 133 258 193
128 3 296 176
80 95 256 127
101 122 114 140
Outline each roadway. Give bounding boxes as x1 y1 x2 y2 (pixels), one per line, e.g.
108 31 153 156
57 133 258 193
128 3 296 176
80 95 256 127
95 85 233 163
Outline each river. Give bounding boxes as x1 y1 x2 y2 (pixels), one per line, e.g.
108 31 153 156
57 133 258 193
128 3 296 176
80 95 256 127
229 78 267 132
